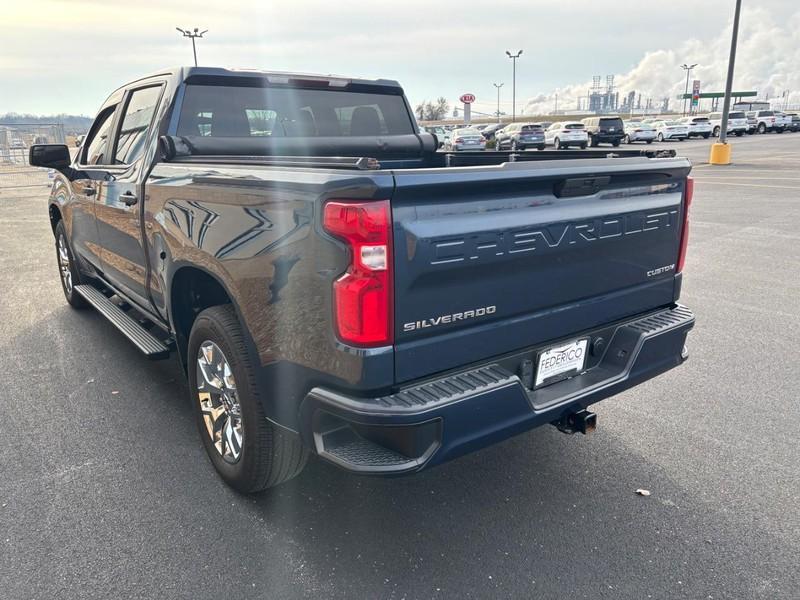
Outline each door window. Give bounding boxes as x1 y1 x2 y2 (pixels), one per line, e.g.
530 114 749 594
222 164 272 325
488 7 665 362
114 86 163 165
82 107 117 165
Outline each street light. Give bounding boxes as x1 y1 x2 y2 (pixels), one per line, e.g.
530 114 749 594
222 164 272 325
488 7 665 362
506 50 522 122
493 83 504 123
681 63 698 116
176 27 208 66
710 0 743 165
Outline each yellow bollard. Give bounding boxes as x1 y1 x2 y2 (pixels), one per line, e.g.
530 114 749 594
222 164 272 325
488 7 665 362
709 142 732 165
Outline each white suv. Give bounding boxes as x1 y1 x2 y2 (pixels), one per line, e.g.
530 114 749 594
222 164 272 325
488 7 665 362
681 116 712 139
747 110 779 134
708 111 747 137
544 122 588 149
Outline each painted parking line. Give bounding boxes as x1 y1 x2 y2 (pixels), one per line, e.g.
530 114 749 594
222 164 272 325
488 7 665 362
694 180 800 190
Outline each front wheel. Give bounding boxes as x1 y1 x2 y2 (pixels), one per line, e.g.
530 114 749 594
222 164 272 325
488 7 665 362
511 140 518 152
713 126 721 137
54 221 87 309
624 134 631 144
657 133 664 142
554 137 561 149
188 305 308 493
757 123 766 134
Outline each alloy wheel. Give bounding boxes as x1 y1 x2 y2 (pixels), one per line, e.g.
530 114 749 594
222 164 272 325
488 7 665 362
196 341 244 463
57 234 73 294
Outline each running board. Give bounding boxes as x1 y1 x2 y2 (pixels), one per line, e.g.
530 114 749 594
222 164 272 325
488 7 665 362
73 284 170 360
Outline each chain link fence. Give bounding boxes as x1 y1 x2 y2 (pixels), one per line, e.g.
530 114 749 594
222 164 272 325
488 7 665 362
0 124 65 196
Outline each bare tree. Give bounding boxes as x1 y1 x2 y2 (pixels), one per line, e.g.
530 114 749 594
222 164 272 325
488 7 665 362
415 97 451 121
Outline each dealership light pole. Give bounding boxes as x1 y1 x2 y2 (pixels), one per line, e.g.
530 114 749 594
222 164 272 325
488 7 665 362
506 50 522 122
493 83 504 122
681 63 697 116
710 0 742 164
176 27 208 66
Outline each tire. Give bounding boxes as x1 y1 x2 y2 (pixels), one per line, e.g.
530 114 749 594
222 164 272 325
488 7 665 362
587 134 596 147
580 143 587 150
758 123 766 134
554 137 561 150
624 134 631 144
612 140 620 147
511 140 518 152
736 131 744 137
537 145 545 151
188 305 308 493
713 126 721 137
657 133 664 142
775 128 783 134
54 221 87 309
646 139 653 144
703 133 710 139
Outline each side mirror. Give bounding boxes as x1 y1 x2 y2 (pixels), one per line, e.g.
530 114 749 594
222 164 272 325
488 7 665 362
29 144 72 171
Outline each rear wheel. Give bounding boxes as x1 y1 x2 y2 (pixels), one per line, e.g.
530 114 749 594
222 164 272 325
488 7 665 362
511 140 518 152
713 126 721 136
554 137 561 149
646 139 653 144
587 134 595 147
612 140 620 147
54 221 87 309
703 133 710 139
624 134 631 144
188 305 308 493
657 132 665 142
580 143 587 150
537 145 545 151
757 123 766 134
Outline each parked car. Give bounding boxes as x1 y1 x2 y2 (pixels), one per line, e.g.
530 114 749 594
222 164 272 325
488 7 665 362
681 116 712 138
745 113 758 134
495 122 545 151
747 110 779 134
544 122 588 149
424 126 447 148
623 120 656 144
582 116 625 147
30 66 695 493
707 111 747 136
773 111 792 132
445 127 487 151
787 113 800 132
651 120 689 142
480 122 507 141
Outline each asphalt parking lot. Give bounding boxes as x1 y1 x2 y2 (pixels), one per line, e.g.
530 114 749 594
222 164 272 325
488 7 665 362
1 133 798 599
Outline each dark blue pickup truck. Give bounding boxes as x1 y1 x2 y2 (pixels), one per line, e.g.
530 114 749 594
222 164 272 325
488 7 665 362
30 67 694 492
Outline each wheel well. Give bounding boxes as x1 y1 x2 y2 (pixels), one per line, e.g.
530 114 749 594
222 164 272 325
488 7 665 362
170 267 233 368
49 204 62 234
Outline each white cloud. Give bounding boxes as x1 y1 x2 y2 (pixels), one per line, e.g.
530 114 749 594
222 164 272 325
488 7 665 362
522 7 800 114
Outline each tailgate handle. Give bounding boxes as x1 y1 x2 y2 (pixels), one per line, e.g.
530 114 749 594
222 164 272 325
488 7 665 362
554 176 611 198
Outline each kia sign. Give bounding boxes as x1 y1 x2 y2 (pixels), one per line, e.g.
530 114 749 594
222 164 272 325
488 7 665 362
459 93 476 104
460 94 475 125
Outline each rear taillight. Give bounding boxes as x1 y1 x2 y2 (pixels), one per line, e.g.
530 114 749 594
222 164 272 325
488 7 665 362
455 137 464 143
323 200 393 346
561 129 570 134
677 176 693 274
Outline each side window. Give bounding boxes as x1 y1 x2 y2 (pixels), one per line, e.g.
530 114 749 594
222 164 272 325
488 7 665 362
114 86 162 165
82 106 117 165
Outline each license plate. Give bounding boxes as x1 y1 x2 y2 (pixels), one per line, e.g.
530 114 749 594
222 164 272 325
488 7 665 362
535 338 588 388
608 127 615 131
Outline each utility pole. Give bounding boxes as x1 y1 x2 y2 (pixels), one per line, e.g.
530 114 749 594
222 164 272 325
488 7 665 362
176 27 208 66
493 83 504 122
681 63 697 116
505 50 522 122
710 0 742 164
554 93 558 114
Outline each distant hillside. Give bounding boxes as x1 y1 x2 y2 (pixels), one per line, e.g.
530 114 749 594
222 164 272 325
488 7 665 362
0 113 93 135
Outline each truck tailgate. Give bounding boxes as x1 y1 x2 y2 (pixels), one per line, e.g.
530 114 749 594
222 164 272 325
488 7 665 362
390 157 691 382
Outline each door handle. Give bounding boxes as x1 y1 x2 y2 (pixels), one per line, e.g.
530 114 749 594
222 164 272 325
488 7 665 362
82 186 96 197
119 191 138 206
